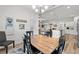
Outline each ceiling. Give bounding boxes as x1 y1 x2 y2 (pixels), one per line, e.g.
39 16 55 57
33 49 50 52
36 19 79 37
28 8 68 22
22 5 58 15
24 5 79 21
41 5 79 21
1 5 79 21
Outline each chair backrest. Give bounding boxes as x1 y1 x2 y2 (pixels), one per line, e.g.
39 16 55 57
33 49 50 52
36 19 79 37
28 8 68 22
26 31 33 36
44 31 51 37
23 31 33 43
26 31 33 42
24 31 33 54
0 31 6 43
58 36 65 53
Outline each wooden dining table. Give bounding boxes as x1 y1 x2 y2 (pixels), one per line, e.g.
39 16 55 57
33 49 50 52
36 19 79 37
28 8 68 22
31 35 59 54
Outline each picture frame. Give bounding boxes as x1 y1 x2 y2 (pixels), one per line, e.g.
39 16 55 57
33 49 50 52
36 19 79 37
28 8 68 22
19 24 25 29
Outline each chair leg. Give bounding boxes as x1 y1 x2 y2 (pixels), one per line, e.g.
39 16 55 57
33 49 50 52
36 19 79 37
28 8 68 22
13 41 15 48
23 41 26 53
5 46 8 54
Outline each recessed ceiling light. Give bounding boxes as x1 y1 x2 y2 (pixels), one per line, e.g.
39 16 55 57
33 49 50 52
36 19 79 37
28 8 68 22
32 5 36 9
35 9 38 12
39 5 42 7
45 6 48 9
41 9 45 13
67 6 70 9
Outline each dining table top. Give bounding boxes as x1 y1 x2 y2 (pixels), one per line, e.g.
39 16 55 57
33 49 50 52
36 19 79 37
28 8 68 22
31 35 59 54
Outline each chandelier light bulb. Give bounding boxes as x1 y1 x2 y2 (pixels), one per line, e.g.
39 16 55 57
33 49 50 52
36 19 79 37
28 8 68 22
35 9 38 12
45 6 48 9
41 9 45 13
32 5 36 9
67 6 70 9
39 5 42 7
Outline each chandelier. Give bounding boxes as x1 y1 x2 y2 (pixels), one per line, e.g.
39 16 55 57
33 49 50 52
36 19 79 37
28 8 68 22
32 5 48 18
32 5 48 13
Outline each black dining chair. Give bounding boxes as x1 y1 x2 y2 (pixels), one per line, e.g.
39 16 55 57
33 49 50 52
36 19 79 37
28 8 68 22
0 31 15 54
23 34 32 54
23 31 33 53
23 31 40 54
58 36 65 54
52 36 65 54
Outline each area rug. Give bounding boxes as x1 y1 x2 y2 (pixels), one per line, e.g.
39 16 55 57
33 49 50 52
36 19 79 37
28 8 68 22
8 48 27 54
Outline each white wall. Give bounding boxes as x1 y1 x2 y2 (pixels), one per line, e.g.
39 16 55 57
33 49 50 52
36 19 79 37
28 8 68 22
0 5 39 44
74 16 79 35
40 19 76 35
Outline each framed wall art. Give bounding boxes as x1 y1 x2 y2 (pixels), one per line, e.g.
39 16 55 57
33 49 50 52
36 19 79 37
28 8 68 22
19 24 25 29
